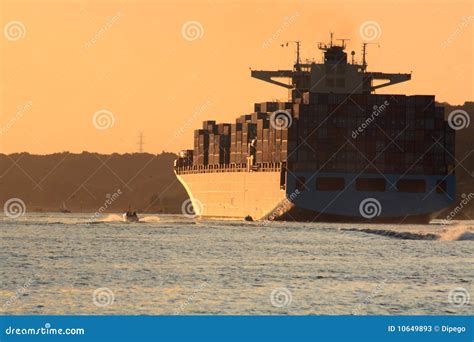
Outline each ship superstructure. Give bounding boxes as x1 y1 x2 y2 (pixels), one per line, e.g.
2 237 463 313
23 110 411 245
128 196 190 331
174 34 455 223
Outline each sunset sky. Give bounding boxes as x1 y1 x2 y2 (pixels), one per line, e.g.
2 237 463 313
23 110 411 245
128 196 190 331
1 0 472 155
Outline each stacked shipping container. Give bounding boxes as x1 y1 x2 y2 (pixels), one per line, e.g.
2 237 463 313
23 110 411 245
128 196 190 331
179 94 453 176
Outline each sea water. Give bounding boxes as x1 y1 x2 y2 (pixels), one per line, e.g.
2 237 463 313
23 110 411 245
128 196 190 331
0 213 472 315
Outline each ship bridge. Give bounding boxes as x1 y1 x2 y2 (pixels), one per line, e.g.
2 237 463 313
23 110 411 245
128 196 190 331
251 34 411 99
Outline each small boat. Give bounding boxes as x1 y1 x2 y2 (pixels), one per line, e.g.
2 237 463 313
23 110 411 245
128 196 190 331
59 201 71 213
123 211 139 223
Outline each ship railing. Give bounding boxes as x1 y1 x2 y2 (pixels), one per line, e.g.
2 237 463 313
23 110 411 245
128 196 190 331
174 162 282 175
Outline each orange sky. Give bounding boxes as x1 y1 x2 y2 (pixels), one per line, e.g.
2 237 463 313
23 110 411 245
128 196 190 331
1 0 473 154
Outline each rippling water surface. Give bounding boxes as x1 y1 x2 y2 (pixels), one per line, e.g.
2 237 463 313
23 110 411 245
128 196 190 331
1 213 472 315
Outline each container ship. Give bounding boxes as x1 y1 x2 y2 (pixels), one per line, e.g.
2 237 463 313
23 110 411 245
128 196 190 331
174 34 455 223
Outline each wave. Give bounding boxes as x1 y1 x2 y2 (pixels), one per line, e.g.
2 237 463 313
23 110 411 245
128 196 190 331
139 216 161 223
342 228 437 240
98 214 124 222
438 224 474 241
342 223 474 241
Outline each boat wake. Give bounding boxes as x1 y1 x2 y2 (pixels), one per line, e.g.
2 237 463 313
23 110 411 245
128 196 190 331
139 216 161 223
98 214 124 222
438 224 474 241
342 223 474 241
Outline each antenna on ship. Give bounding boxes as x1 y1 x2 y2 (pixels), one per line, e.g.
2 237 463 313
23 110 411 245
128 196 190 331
361 42 380 72
138 131 144 153
336 38 350 49
281 41 301 71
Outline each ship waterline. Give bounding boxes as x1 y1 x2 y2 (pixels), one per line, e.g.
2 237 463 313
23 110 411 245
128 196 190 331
176 166 455 223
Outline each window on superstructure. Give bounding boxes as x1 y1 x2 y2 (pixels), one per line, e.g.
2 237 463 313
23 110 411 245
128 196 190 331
396 179 426 193
356 178 386 192
315 177 345 191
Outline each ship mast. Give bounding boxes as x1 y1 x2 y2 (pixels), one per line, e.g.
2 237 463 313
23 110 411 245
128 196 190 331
281 41 301 71
250 32 411 96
